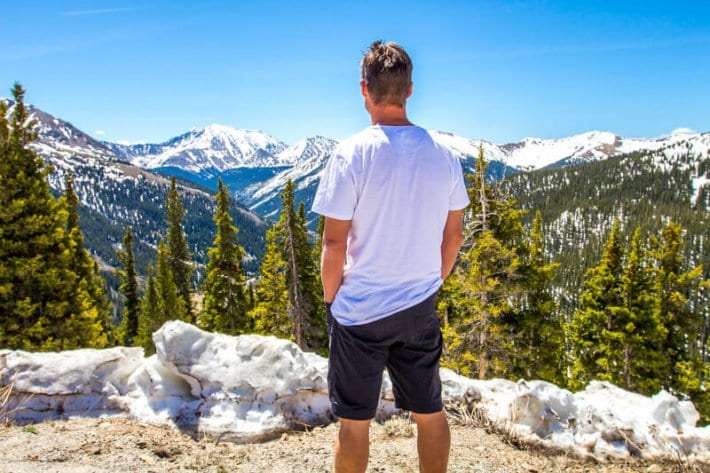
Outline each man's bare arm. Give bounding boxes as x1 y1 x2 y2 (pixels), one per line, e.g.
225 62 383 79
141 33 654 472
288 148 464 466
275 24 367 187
321 217 352 304
441 209 465 280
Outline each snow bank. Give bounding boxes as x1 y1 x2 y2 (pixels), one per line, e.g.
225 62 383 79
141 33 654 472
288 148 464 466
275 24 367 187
0 346 142 422
1 321 709 462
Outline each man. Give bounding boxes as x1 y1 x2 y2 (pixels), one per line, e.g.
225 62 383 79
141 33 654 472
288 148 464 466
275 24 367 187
312 40 469 473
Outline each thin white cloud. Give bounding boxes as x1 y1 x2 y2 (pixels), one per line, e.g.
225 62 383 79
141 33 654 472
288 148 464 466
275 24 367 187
670 127 696 136
654 127 698 139
64 7 134 16
94 130 105 136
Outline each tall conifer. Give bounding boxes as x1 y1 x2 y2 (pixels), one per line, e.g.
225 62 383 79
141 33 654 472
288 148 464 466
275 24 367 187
652 222 708 417
440 147 525 378
165 177 194 321
249 227 290 338
116 225 140 346
615 227 666 392
568 221 624 390
156 239 188 324
200 179 249 334
0 84 106 350
63 173 112 342
248 181 325 351
135 266 159 353
512 211 564 384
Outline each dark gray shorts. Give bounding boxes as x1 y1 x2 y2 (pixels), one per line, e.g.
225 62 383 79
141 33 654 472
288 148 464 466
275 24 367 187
326 292 443 420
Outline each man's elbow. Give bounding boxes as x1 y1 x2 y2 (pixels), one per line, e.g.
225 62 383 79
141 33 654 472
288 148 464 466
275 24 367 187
322 237 347 254
445 231 464 250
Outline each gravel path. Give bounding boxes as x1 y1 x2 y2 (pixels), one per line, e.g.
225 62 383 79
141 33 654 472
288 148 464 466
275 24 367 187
0 416 705 473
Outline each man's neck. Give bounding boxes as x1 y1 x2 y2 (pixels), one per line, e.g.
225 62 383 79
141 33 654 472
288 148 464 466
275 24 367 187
368 104 412 127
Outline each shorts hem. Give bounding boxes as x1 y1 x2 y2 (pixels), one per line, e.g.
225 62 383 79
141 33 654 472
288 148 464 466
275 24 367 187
394 401 443 415
332 406 377 421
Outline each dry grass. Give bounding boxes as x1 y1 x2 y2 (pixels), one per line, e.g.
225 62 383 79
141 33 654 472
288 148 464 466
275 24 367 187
0 375 37 427
0 380 15 425
380 414 415 438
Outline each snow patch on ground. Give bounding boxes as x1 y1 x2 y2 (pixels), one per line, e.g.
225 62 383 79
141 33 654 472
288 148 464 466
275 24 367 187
1 321 708 461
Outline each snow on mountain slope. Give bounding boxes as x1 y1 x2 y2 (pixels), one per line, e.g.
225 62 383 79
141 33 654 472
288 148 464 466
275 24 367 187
237 136 338 219
429 131 508 163
2 100 269 272
500 130 698 170
107 124 288 174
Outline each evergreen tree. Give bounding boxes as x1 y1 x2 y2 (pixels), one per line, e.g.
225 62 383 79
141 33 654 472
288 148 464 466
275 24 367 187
652 222 708 418
298 201 327 351
165 177 194 321
439 147 526 378
134 241 189 354
200 179 249 335
135 266 159 353
63 173 112 343
0 84 106 350
568 221 625 390
615 227 666 392
278 181 324 350
248 181 325 352
249 227 290 338
511 211 564 385
116 225 140 346
156 239 188 324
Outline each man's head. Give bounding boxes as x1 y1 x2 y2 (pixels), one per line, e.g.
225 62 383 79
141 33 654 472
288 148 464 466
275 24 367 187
360 40 413 108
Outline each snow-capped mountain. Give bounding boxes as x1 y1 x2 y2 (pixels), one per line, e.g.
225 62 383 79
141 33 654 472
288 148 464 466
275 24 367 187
28 105 121 164
238 136 338 220
2 101 269 279
504 130 700 170
106 124 289 175
21 97 706 233
433 129 699 171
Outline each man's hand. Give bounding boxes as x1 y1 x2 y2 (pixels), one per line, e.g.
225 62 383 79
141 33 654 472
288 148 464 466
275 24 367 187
321 217 352 304
441 209 464 280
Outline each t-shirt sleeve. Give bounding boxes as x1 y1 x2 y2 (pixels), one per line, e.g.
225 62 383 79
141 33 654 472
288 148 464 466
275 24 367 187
449 155 470 210
311 151 357 220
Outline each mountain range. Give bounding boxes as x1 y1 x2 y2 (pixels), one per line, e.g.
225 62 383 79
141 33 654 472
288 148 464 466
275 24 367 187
105 120 701 225
4 99 708 318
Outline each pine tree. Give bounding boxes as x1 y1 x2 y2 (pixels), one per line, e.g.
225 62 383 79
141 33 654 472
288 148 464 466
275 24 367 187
0 84 106 350
165 177 194 321
278 180 323 350
568 221 625 390
615 227 666 392
156 239 188 324
63 173 112 343
133 241 189 354
439 147 526 378
200 179 249 335
298 201 327 352
652 222 708 418
249 227 290 338
116 225 140 346
512 211 564 385
135 266 159 353
248 181 325 352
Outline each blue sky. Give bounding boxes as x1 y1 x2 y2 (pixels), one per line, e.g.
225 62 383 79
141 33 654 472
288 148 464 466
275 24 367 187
1 1 709 145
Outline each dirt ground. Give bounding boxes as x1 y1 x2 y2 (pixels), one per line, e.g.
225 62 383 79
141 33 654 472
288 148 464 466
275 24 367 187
0 416 706 473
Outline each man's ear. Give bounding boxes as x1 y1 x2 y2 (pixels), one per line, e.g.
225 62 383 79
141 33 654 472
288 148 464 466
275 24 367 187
407 82 413 99
360 80 369 98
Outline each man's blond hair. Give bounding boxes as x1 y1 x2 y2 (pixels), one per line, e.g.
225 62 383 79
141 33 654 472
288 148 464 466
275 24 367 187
360 40 413 107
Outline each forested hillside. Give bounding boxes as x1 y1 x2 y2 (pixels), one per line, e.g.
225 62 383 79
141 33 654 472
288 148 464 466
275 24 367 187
504 133 710 318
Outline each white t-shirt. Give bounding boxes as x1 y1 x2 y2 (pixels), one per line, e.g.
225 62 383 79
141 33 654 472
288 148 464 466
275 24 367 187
312 125 470 326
